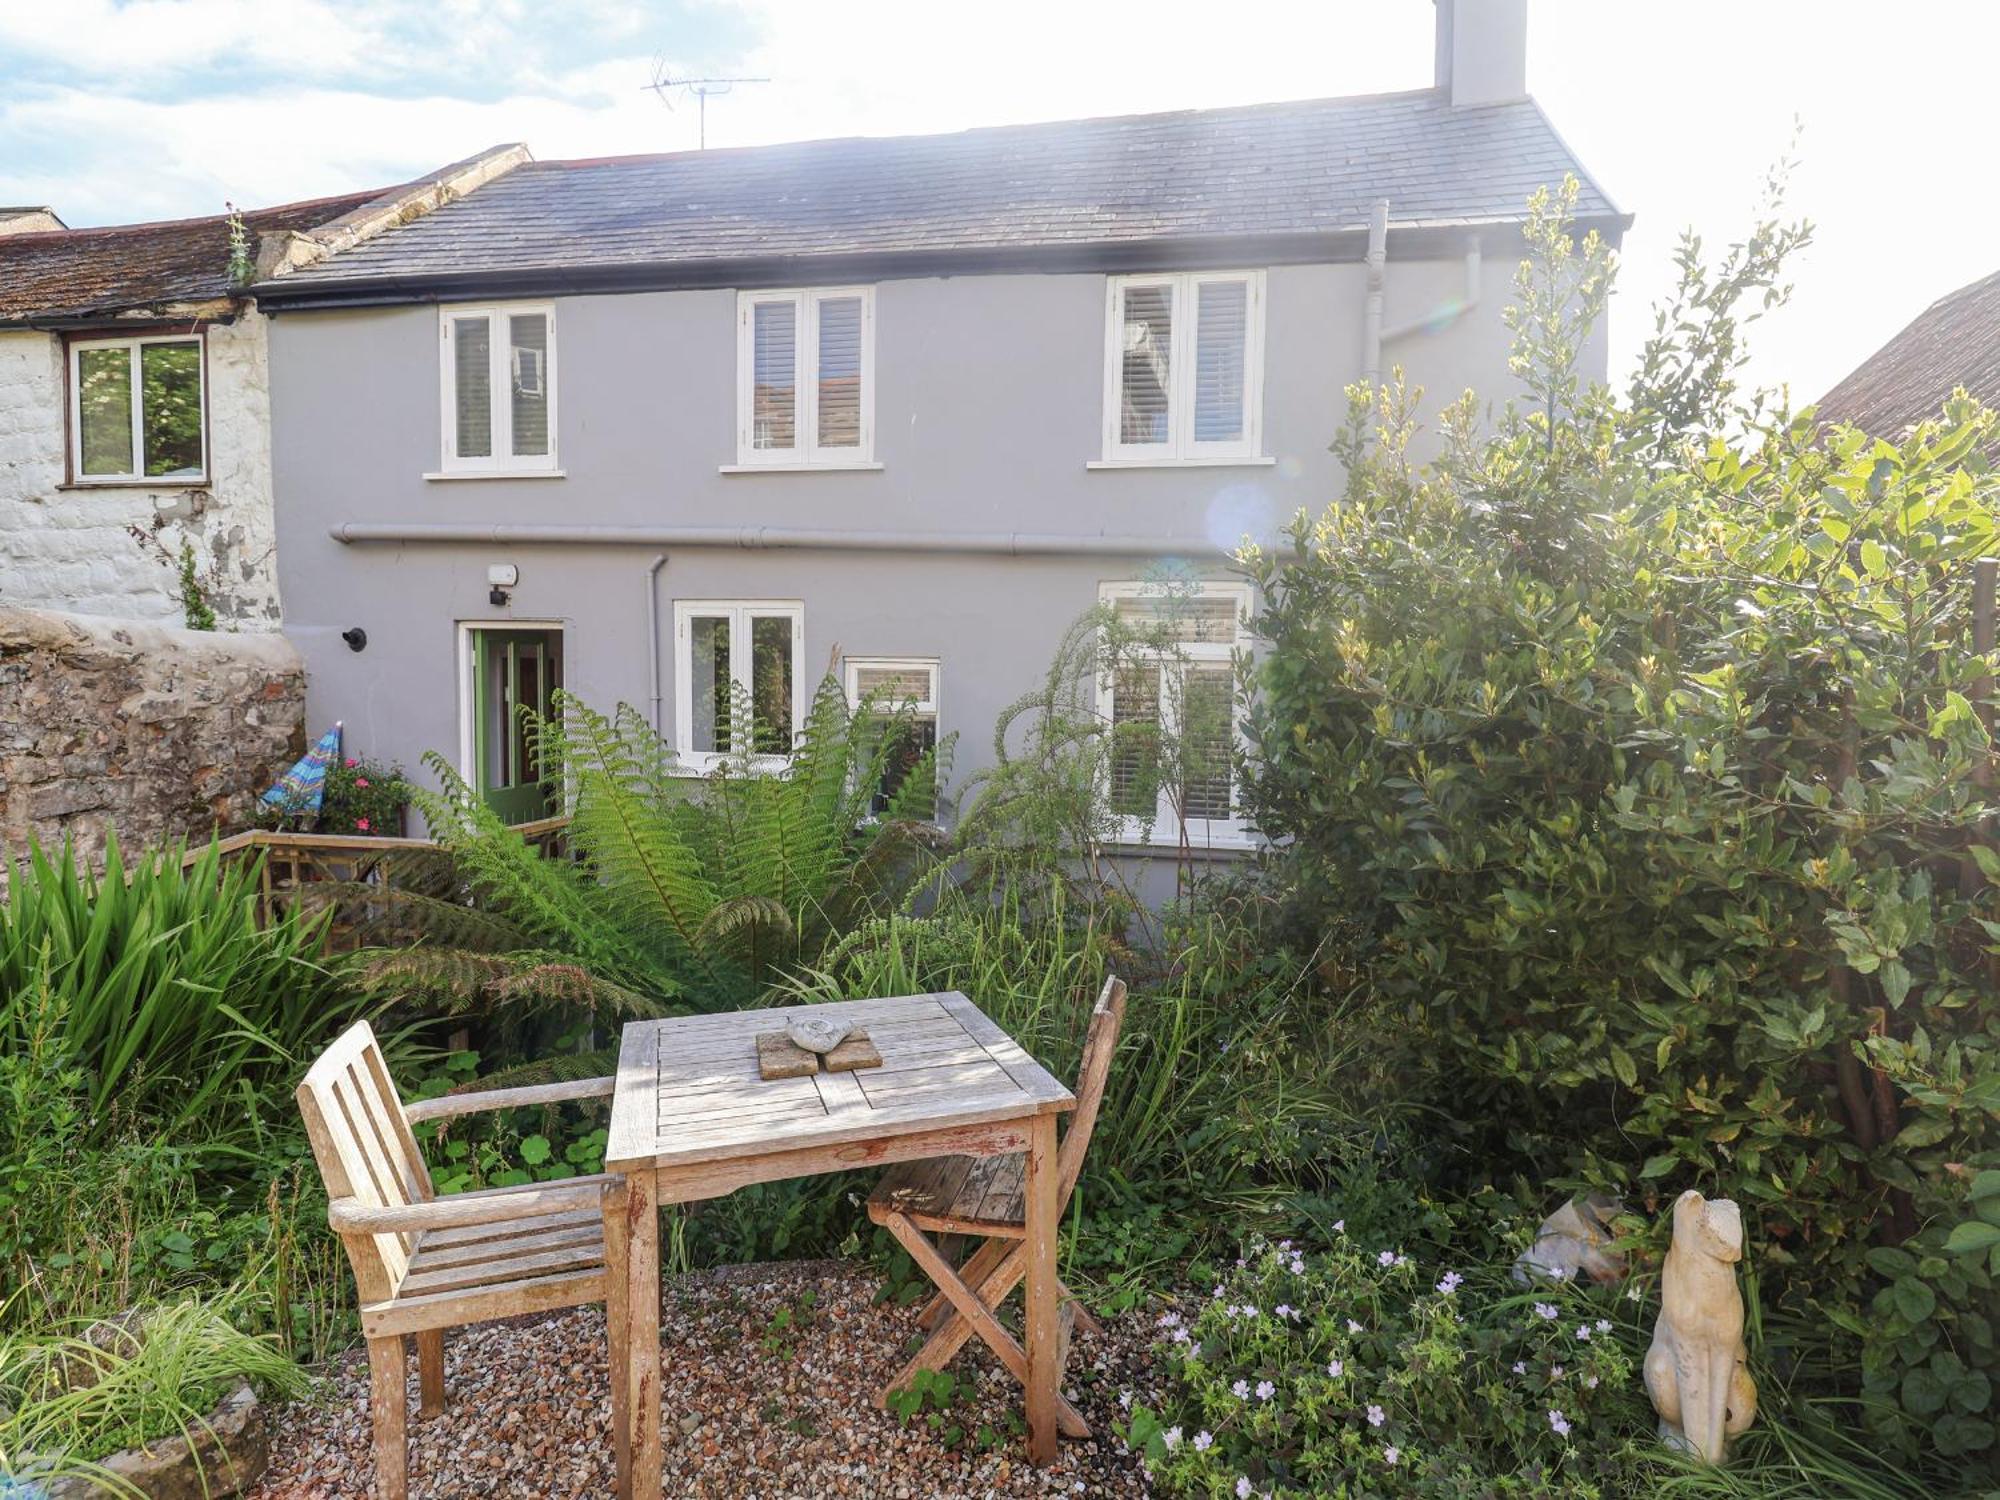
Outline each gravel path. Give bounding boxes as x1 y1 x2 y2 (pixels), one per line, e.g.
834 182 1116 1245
250 1260 1162 1498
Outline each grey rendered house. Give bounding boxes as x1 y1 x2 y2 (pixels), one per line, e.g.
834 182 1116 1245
256 0 1625 855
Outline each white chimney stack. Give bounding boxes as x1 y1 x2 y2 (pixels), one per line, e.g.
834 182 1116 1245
1434 0 1530 108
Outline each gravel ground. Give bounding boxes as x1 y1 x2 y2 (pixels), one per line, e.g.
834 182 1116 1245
249 1260 1163 1498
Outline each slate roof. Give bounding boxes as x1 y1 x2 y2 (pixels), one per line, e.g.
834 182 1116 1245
1818 268 2000 437
0 190 382 325
272 90 1623 298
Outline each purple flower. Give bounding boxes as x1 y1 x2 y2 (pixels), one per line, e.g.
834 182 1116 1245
1534 1302 1559 1321
1576 1325 1592 1341
1171 1327 1191 1344
1328 1359 1344 1378
1551 1365 1565 1379
1586 1375 1600 1389
1164 1426 1183 1449
1119 1389 1133 1409
1595 1318 1613 1334
1274 1304 1295 1320
1194 1431 1214 1452
1549 1409 1573 1437
1346 1318 1364 1335
1436 1271 1463 1295
1232 1379 1250 1400
1384 1445 1401 1466
1290 1256 1306 1275
1255 1380 1276 1402
1332 1219 1346 1234
1512 1361 1527 1375
1236 1480 1252 1500
1279 1240 1292 1252
1366 1404 1386 1428
1377 1250 1397 1267
1158 1311 1182 1328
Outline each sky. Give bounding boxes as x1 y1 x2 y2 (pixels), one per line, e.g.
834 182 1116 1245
2 0 1994 403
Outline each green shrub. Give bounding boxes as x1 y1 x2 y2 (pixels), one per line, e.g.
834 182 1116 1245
1125 1236 1650 1497
1240 183 1999 1471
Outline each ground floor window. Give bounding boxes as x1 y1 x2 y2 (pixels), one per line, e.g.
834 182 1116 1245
843 656 939 815
674 601 804 767
1098 579 1251 846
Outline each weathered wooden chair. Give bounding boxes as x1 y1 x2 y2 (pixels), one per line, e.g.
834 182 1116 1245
296 1020 632 1500
866 974 1127 1438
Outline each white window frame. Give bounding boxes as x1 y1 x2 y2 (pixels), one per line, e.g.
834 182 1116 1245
673 599 806 771
438 302 559 475
844 656 942 813
1099 270 1265 465
1097 579 1254 848
734 286 876 468
67 333 207 484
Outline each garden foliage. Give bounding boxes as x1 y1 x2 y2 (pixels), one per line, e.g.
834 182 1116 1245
1242 182 2000 1467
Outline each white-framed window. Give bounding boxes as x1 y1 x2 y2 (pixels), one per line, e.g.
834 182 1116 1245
439 302 558 473
735 287 875 467
68 334 205 483
844 657 940 815
1098 580 1252 846
1101 271 1265 463
673 600 806 768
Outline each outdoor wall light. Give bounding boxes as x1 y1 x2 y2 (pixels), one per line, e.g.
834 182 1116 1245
342 627 367 652
488 563 518 609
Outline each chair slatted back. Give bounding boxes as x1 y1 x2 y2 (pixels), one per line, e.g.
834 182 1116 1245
1056 975 1128 1205
296 1020 434 1300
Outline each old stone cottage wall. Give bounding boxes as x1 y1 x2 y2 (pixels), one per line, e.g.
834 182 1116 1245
0 310 284 629
0 606 304 867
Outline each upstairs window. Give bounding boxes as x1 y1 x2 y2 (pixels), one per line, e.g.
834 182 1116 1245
844 657 940 816
735 287 874 467
439 303 557 473
674 601 805 769
69 335 205 483
1099 580 1252 846
1101 271 1264 463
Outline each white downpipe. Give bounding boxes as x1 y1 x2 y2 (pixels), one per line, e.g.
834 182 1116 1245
1362 198 1389 387
645 552 667 735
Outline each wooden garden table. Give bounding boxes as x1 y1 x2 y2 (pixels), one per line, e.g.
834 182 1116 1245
604 992 1076 1498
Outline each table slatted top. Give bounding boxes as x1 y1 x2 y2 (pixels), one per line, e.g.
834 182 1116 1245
605 993 1073 1171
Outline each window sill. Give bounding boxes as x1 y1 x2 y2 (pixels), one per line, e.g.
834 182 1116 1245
1086 457 1277 471
1104 833 1261 857
58 478 209 490
424 469 566 482
718 462 884 475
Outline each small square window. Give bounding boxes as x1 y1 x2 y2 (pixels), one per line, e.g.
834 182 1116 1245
69 335 205 483
844 657 940 816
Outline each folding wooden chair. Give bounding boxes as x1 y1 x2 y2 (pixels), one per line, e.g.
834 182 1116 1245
296 1020 632 1500
866 974 1127 1438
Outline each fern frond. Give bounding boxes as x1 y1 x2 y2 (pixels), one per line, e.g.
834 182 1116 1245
347 946 510 1008
292 883 529 952
486 961 661 1018
446 1046 620 1096
695 893 795 947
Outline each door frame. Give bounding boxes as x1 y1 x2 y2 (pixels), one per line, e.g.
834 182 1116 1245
456 619 566 795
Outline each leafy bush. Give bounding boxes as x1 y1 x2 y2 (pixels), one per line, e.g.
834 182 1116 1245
1240 183 1999 1472
1125 1237 1649 1497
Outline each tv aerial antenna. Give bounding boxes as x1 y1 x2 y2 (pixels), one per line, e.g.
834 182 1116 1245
644 60 769 149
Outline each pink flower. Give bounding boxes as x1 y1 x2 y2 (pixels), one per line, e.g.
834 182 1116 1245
355 817 371 832
354 776 370 788
345 758 358 768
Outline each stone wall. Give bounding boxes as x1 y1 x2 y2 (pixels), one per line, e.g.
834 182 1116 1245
0 312 285 630
0 606 305 866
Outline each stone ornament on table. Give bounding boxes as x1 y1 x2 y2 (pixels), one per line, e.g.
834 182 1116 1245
787 1016 852 1054
1644 1191 1757 1464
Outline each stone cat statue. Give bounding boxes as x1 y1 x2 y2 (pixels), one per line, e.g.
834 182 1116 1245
1644 1191 1757 1463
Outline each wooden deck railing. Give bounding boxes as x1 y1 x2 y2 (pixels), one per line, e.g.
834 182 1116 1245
188 816 570 950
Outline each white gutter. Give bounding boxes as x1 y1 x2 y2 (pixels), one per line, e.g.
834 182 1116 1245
1361 196 1484 388
327 523 1219 557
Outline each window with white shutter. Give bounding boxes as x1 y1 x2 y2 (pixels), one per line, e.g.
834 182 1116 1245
438 302 558 474
673 600 805 768
735 287 875 467
1098 580 1253 845
1101 271 1264 464
844 657 941 816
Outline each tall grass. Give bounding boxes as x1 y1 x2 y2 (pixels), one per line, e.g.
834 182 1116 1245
0 835 349 1151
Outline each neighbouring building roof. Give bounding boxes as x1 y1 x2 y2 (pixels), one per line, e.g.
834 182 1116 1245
1818 268 2000 437
0 192 383 325
262 90 1626 305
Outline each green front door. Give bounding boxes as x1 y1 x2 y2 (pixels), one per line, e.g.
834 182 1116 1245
472 627 562 823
